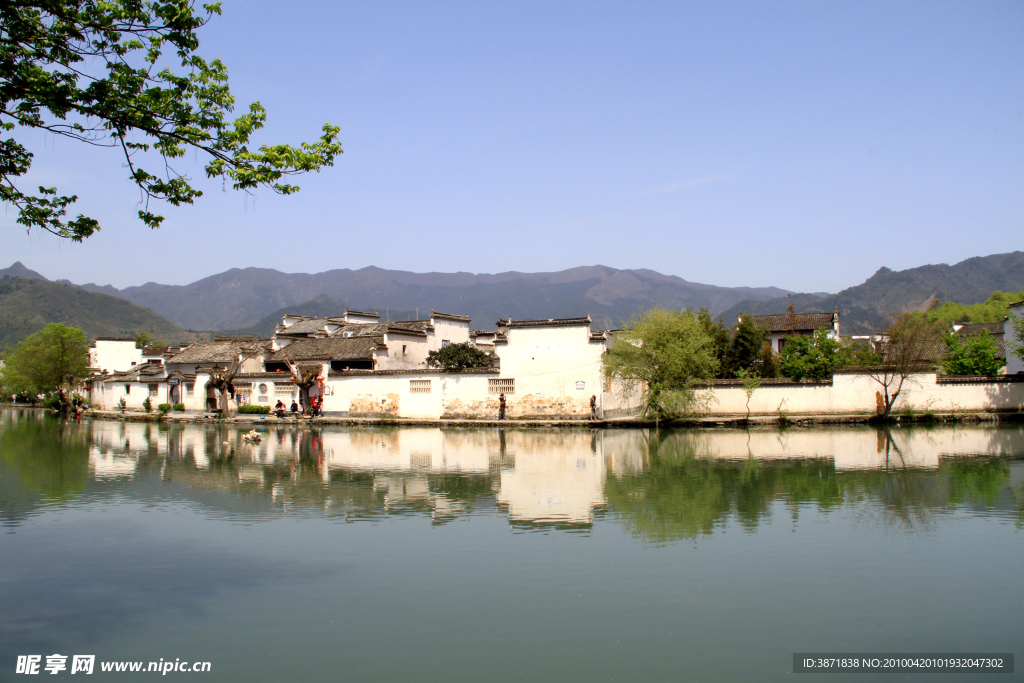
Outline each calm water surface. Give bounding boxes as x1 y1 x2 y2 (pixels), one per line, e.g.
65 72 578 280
1 409 1022 681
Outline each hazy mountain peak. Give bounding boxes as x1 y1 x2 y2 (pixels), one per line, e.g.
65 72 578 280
1 262 48 280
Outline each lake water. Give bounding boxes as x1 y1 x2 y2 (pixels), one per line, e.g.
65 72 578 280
1 409 1021 681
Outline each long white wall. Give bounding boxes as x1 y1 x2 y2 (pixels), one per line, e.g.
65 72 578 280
605 370 1024 419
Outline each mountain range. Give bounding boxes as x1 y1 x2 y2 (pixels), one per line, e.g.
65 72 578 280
721 251 1024 333
0 275 188 349
65 265 794 331
3 251 1023 345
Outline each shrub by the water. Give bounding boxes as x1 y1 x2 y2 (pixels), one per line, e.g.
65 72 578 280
238 405 270 414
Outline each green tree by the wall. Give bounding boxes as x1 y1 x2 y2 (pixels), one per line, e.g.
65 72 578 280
0 323 89 409
604 308 719 422
426 343 492 371
778 329 846 380
942 330 1003 376
727 314 766 376
1008 311 1024 369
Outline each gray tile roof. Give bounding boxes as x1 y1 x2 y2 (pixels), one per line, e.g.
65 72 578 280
431 311 470 322
748 312 836 333
97 362 166 383
266 336 383 362
344 309 380 319
276 318 328 336
166 339 268 364
954 322 1004 337
497 316 592 328
334 321 431 337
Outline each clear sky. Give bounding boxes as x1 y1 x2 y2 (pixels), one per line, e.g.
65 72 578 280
3 0 1022 293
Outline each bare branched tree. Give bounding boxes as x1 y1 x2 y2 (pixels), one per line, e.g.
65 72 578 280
868 313 939 419
205 338 264 416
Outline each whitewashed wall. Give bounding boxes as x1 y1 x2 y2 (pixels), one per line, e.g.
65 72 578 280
379 331 431 370
90 340 143 373
429 317 471 351
605 370 1024 419
322 371 498 418
494 324 606 418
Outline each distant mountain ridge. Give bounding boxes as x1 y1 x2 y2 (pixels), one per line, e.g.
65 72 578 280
221 295 419 337
721 251 1024 332
70 265 794 331
10 251 1021 339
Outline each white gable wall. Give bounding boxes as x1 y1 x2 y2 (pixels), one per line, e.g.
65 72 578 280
495 324 604 418
90 340 143 373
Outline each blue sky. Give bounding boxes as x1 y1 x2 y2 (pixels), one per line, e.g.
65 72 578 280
3 0 1022 293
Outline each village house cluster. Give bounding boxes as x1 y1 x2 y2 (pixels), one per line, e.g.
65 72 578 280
86 304 1024 419
88 309 609 419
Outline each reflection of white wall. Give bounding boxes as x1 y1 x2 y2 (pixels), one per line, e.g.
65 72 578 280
604 427 1012 472
72 422 1022 525
89 421 166 456
89 445 139 479
496 447 605 525
320 428 491 473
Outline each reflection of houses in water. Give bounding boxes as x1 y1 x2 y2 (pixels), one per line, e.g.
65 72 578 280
495 432 607 527
89 446 140 479
71 421 1024 529
88 420 165 478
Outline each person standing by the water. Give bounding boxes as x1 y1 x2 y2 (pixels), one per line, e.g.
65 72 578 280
589 395 597 420
498 393 506 421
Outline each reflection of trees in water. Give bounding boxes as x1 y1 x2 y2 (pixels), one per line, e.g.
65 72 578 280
0 411 90 500
605 430 844 543
152 425 498 524
605 428 1023 544
3 414 1022 534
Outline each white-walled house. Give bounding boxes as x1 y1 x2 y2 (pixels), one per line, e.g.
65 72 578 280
88 338 269 412
490 317 608 419
314 316 606 420
1007 300 1023 375
738 309 840 354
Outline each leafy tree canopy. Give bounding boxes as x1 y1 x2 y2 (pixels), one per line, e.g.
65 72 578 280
925 290 1024 326
0 322 89 397
426 342 492 371
697 307 730 374
1 0 342 241
725 313 766 377
604 308 719 421
941 330 1002 376
1009 310 1024 365
778 329 846 381
778 330 881 381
